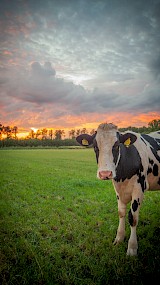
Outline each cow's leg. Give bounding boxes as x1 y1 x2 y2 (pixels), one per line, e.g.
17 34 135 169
114 198 127 244
127 190 144 256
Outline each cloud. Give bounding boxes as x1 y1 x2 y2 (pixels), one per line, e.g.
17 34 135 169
150 56 160 81
136 85 160 112
31 62 56 77
0 0 160 129
1 61 160 120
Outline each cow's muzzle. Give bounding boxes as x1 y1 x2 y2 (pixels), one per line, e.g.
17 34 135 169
99 171 113 180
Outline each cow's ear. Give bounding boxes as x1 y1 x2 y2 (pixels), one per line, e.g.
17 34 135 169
76 133 96 146
119 133 137 147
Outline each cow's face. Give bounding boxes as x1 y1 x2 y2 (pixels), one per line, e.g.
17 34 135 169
76 123 137 181
96 123 118 179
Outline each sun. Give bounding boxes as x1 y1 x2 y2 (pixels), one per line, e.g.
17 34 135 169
65 74 93 86
31 127 38 132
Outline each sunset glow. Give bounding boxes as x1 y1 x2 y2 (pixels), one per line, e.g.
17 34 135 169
0 0 160 136
31 128 39 133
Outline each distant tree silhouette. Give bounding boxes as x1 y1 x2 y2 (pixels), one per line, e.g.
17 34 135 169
35 129 41 139
29 129 35 139
49 129 53 140
12 126 18 139
41 128 48 139
148 119 160 131
69 129 76 139
0 124 4 140
81 128 87 134
54 129 65 140
4 126 12 139
76 129 81 136
90 129 95 135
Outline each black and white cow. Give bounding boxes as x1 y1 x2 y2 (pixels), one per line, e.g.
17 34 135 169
76 123 160 256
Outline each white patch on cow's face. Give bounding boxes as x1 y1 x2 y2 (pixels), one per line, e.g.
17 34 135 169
96 124 118 179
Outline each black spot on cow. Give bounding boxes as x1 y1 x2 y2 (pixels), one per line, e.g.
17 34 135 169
137 172 146 192
93 140 99 164
112 140 120 165
117 195 119 200
140 136 147 145
113 144 143 182
128 209 137 227
128 209 133 226
147 167 152 175
153 163 158 176
149 158 154 165
141 134 160 163
147 158 156 175
132 200 139 212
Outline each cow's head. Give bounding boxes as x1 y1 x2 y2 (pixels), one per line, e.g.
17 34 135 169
76 123 137 181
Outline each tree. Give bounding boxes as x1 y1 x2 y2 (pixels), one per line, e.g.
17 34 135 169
148 119 160 131
12 126 18 139
49 129 53 140
69 129 76 139
81 128 87 134
4 126 12 139
54 129 65 140
90 129 95 135
0 124 4 140
41 128 48 139
76 129 81 136
29 129 36 139
0 124 18 139
35 129 41 139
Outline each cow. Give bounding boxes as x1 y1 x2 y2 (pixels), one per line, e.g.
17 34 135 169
76 123 160 256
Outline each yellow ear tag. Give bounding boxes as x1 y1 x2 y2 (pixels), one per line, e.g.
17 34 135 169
124 137 131 147
82 139 89 146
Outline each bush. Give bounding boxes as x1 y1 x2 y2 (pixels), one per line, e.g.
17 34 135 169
0 138 79 148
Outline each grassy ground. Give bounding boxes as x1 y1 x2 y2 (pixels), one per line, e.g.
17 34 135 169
0 149 160 285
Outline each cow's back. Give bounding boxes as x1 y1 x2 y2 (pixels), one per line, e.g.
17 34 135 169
140 131 160 190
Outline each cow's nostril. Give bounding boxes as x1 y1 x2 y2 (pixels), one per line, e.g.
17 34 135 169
99 171 112 180
99 172 105 179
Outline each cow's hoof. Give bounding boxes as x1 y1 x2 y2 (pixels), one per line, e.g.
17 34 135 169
113 236 125 245
127 248 137 256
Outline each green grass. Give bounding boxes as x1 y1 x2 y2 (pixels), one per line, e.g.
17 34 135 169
0 149 160 284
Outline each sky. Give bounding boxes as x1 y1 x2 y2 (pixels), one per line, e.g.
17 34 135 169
0 0 160 136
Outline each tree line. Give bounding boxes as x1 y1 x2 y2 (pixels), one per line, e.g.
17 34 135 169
28 127 95 140
0 124 95 140
119 119 160 133
0 119 159 148
0 124 18 140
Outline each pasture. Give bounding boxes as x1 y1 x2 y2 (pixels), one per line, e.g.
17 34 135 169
0 149 160 284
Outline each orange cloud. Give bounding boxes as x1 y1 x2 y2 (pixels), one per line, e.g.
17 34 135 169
3 50 12 56
10 110 159 139
69 111 160 130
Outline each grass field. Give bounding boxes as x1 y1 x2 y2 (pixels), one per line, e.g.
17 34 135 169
0 149 160 284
